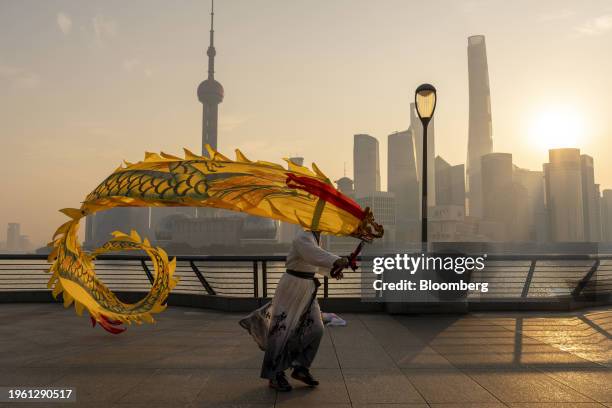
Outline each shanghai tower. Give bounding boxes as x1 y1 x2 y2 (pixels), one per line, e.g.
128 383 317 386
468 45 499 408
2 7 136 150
466 35 493 218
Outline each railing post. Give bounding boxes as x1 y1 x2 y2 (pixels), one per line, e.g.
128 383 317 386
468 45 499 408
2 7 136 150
521 260 537 298
253 261 259 298
323 276 329 298
572 259 600 298
262 261 268 298
190 260 217 296
140 259 154 284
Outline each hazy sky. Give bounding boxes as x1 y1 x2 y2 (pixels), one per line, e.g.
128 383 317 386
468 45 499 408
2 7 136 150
1 0 611 247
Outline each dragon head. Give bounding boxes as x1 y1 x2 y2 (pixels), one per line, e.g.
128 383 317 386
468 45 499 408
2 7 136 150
352 207 384 242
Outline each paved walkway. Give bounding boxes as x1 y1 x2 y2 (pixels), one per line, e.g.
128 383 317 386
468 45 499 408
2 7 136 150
0 303 611 407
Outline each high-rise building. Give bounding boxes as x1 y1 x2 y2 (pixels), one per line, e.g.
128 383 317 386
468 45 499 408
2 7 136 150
410 104 435 207
601 190 612 242
197 0 224 155
595 183 602 240
387 130 419 239
19 235 31 252
513 167 547 242
353 134 380 198
581 155 601 242
466 35 494 218
7 223 20 251
544 148 585 242
435 156 465 209
481 153 514 240
328 176 358 251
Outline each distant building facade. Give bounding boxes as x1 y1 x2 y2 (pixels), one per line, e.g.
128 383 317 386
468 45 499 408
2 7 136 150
544 148 585 242
481 153 515 241
159 215 243 248
513 166 547 242
7 223 20 251
430 205 477 242
356 192 396 244
353 134 380 198
335 176 355 198
151 208 196 236
435 156 465 209
86 207 151 248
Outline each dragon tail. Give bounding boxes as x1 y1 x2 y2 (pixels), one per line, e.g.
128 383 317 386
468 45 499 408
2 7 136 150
47 209 179 334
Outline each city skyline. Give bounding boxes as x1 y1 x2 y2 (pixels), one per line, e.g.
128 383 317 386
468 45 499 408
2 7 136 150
1 0 611 246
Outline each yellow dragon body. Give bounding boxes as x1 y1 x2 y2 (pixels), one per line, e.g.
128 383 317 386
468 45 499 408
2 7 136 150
47 145 383 333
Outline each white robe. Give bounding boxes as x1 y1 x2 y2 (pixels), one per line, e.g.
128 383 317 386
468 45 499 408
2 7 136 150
240 230 340 379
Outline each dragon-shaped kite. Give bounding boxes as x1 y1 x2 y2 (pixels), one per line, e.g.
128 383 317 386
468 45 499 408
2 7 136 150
48 145 384 333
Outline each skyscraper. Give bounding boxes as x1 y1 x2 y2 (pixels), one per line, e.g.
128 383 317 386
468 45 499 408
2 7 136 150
581 155 601 242
514 166 547 242
7 223 20 251
594 183 602 240
544 148 584 242
601 190 612 242
197 0 224 155
466 35 493 218
353 134 380 198
388 130 419 244
388 130 419 220
435 156 465 208
481 153 514 240
410 103 435 207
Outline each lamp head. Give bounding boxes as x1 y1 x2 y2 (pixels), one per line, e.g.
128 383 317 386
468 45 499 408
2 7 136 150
415 83 437 122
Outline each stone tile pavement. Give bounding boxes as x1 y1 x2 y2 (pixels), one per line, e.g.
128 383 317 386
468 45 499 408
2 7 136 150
0 303 610 407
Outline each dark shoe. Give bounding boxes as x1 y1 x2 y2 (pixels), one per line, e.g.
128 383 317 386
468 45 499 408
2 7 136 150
291 366 319 387
269 372 292 392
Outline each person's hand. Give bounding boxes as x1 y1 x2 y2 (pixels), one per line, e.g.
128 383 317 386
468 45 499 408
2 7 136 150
331 257 349 280
330 268 344 280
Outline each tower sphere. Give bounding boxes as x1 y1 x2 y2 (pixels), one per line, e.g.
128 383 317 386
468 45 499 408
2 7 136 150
198 78 224 103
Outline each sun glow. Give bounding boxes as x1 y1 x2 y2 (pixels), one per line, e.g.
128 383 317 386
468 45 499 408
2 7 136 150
528 105 587 151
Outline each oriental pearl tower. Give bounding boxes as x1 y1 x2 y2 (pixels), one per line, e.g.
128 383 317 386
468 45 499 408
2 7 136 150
198 0 224 156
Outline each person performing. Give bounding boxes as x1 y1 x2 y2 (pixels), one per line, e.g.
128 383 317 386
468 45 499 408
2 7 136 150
240 229 350 392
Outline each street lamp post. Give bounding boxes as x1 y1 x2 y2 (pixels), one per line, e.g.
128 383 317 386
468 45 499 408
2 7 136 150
415 84 437 247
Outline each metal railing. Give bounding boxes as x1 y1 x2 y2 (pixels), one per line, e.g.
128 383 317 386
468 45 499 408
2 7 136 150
0 253 611 303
